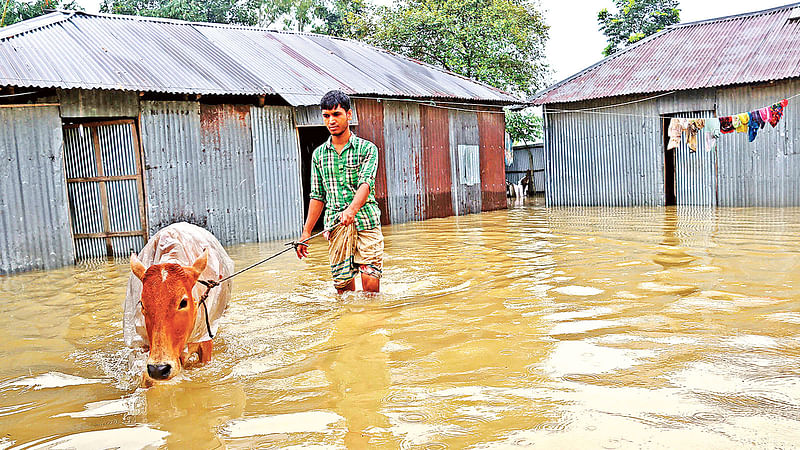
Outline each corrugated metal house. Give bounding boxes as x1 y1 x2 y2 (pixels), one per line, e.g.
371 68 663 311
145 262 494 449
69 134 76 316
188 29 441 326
531 3 800 207
506 143 545 193
0 11 516 274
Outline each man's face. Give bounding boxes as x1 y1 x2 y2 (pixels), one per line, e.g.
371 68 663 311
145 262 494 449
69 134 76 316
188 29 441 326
322 105 352 137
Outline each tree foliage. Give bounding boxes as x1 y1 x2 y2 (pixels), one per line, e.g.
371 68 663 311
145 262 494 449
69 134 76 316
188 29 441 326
101 0 260 25
505 110 542 145
598 0 679 57
1 0 82 27
371 0 549 96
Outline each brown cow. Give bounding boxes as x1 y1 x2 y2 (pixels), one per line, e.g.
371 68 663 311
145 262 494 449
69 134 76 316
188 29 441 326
125 223 233 385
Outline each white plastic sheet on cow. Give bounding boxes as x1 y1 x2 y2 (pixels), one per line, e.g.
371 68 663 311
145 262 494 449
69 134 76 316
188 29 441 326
123 222 234 349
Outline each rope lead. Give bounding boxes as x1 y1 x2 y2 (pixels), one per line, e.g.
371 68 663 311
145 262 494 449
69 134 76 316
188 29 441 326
195 220 340 338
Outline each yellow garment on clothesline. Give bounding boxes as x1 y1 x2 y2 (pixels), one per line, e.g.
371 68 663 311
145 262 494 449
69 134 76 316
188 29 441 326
735 113 749 133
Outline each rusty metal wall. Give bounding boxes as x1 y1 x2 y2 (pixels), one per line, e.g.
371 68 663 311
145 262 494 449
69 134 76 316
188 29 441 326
543 97 664 206
449 109 482 215
200 104 258 244
478 109 507 211
250 105 304 240
420 105 453 219
140 101 303 243
715 80 800 206
0 105 73 274
353 98 390 224
58 88 139 118
383 101 423 223
139 101 208 235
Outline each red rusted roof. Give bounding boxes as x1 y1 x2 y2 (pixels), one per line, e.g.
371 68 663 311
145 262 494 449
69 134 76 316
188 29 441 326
532 3 800 105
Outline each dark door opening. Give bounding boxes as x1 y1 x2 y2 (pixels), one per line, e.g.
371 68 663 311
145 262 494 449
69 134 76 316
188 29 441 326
298 126 331 231
661 115 677 206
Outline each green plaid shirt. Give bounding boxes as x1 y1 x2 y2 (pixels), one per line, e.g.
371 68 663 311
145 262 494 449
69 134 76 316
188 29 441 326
310 133 381 231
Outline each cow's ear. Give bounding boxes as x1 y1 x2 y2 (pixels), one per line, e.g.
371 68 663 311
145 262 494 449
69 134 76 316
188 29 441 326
186 249 208 279
131 253 147 280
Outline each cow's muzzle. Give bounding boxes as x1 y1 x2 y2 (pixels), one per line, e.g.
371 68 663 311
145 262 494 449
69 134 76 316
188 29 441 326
147 363 172 380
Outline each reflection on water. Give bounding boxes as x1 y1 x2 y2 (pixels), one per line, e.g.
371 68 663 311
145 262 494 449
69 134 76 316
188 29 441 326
2 199 800 448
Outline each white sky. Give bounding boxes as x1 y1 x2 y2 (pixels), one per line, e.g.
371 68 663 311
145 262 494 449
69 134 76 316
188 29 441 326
73 0 795 86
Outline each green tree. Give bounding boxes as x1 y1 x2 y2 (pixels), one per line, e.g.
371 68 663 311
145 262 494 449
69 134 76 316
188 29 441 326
598 0 679 57
1 0 82 27
505 110 542 146
101 0 260 25
371 0 549 96
312 0 373 39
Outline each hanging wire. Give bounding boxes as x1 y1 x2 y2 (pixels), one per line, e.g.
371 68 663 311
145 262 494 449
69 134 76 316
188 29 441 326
544 92 800 120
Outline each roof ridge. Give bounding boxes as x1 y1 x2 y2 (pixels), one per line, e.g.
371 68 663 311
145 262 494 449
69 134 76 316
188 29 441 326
530 1 800 104
668 1 800 29
530 24 677 102
0 11 74 41
66 9 519 101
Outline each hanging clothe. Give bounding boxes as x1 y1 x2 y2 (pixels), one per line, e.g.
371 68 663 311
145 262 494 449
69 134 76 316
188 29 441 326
769 99 788 127
719 116 735 134
758 107 770 126
667 118 684 150
686 118 705 152
704 118 721 152
748 111 761 142
735 112 750 133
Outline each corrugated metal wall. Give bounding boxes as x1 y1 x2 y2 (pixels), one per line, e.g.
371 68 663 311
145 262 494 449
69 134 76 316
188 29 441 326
531 145 545 192
0 105 73 274
352 98 390 225
449 109 482 215
139 101 208 235
383 101 424 223
250 105 304 240
141 101 303 242
507 147 533 184
543 96 664 206
716 80 800 206
420 105 453 218
200 104 258 243
506 145 546 193
478 109 507 211
544 81 800 207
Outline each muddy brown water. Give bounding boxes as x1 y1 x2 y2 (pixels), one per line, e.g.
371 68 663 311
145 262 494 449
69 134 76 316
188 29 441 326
2 198 800 448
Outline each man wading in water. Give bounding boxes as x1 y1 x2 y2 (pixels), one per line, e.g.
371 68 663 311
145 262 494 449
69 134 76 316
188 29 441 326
296 90 384 293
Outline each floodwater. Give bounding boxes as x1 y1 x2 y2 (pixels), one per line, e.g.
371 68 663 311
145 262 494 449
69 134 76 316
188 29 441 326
2 198 800 449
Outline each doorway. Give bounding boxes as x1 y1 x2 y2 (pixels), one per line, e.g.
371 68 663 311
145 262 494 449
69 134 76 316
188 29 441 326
661 115 677 206
298 126 331 231
661 111 717 207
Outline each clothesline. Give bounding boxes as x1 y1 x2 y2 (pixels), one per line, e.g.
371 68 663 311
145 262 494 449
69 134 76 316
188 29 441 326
666 97 790 152
544 91 800 120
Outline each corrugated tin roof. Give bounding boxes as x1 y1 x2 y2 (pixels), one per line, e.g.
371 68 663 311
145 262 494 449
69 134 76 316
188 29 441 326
0 11 520 105
531 2 800 105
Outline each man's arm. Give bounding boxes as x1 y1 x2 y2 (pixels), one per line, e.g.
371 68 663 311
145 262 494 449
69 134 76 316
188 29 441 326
341 143 378 226
340 183 370 226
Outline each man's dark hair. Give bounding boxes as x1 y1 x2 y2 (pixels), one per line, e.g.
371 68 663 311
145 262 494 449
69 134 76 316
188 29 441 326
320 90 351 111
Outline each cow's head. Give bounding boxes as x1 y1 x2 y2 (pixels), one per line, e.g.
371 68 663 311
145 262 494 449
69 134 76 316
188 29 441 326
130 249 208 383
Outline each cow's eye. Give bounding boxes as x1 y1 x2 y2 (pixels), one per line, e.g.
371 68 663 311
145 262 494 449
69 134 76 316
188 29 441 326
178 297 188 309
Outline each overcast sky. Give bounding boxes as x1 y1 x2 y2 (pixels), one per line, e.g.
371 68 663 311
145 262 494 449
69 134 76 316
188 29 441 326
73 0 795 87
